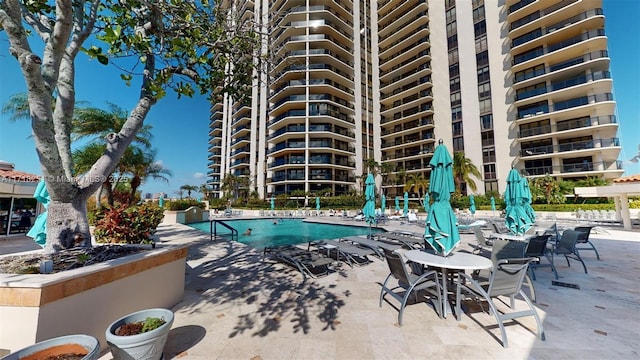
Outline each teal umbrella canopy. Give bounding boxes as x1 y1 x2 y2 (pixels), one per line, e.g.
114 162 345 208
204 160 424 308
381 194 386 214
158 196 164 208
316 196 321 211
423 193 430 224
403 192 409 217
490 196 496 212
423 193 430 213
504 168 535 235
270 197 275 211
424 142 460 256
521 176 536 223
469 194 476 215
395 196 400 212
26 179 49 247
363 174 376 226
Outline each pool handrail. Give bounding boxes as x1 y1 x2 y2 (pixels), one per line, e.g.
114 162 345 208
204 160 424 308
210 220 239 242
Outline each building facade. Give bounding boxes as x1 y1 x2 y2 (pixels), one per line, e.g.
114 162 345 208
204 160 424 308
208 0 622 199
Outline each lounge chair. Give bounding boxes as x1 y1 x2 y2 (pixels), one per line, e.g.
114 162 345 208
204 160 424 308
376 232 423 249
573 226 600 260
471 226 493 255
264 245 335 281
308 239 374 267
379 249 441 325
406 213 418 224
457 257 545 348
341 236 402 258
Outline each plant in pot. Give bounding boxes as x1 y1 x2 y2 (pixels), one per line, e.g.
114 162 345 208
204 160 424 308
0 334 100 360
105 308 174 360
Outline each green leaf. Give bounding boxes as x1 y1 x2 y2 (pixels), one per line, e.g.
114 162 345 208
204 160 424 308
96 54 109 65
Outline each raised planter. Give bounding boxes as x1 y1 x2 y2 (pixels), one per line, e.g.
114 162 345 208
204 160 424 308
106 308 174 360
0 334 100 360
0 245 187 354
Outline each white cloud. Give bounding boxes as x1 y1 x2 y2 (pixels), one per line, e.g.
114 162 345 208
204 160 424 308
154 160 165 167
193 172 205 179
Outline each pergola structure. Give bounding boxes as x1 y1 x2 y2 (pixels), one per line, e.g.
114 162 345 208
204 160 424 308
0 161 40 236
574 175 640 230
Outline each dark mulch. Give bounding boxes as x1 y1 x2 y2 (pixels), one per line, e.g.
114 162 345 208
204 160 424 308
0 245 148 274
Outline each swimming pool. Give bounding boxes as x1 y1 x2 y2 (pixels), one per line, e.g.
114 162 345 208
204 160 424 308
188 218 385 249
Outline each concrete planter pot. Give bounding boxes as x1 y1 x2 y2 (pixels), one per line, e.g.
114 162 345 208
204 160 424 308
105 308 174 360
0 334 100 360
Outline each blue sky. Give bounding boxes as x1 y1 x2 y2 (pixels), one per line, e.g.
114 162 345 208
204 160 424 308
1 2 639 197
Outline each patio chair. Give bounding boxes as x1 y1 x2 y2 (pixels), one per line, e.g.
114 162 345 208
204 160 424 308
456 257 545 348
471 226 493 255
553 230 588 274
475 238 537 303
406 213 418 224
379 249 441 325
573 226 600 260
525 234 558 280
542 223 561 244
490 221 509 234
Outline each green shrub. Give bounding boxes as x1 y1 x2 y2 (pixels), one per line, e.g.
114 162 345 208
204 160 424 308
166 199 205 211
93 203 165 244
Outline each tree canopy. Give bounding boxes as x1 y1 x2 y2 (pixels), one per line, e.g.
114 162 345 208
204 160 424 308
0 0 261 250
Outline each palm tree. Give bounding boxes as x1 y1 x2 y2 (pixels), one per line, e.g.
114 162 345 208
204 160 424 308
199 184 214 200
73 102 154 149
453 152 481 194
180 185 198 199
125 150 172 204
221 173 241 201
404 173 429 198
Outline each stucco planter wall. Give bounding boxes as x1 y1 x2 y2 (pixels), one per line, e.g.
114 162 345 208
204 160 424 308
0 245 187 354
162 207 209 225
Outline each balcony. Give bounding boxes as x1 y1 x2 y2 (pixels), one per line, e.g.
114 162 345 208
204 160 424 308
524 160 622 176
520 137 619 157
517 93 614 119
514 71 611 101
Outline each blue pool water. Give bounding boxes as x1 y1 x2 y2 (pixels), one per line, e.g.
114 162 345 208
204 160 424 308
188 218 384 249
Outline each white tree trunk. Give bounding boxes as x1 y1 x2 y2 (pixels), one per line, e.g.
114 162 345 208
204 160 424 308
45 195 92 252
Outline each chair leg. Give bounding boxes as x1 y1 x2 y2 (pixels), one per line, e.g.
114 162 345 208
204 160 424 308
519 290 545 341
576 254 588 274
588 240 601 260
379 274 393 307
523 274 536 303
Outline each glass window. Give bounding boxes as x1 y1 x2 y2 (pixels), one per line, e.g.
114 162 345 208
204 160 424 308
481 114 493 130
452 122 463 136
477 66 490 83
479 98 492 114
447 21 457 37
446 7 457 24
452 105 462 121
453 137 464 152
478 82 491 99
450 77 461 91
450 91 461 106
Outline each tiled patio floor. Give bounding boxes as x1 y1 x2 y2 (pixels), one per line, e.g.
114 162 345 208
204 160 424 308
3 217 639 359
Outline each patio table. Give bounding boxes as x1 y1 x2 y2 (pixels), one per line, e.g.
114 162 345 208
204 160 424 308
404 250 493 320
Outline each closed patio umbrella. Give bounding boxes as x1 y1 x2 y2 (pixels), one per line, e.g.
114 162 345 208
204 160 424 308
158 195 164 208
504 168 535 235
363 173 376 237
403 192 409 217
26 178 49 247
270 197 275 211
381 194 386 214
521 176 536 224
490 196 496 212
423 193 430 225
469 194 476 215
316 196 321 211
395 196 400 214
424 140 460 256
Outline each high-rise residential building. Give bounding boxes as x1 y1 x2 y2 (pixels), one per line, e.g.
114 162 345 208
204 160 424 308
208 0 622 199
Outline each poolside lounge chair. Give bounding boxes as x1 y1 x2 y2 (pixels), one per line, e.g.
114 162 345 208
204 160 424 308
457 257 545 348
308 239 374 267
471 226 493 255
376 232 423 249
264 245 335 281
379 249 441 325
406 213 418 224
341 236 402 258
